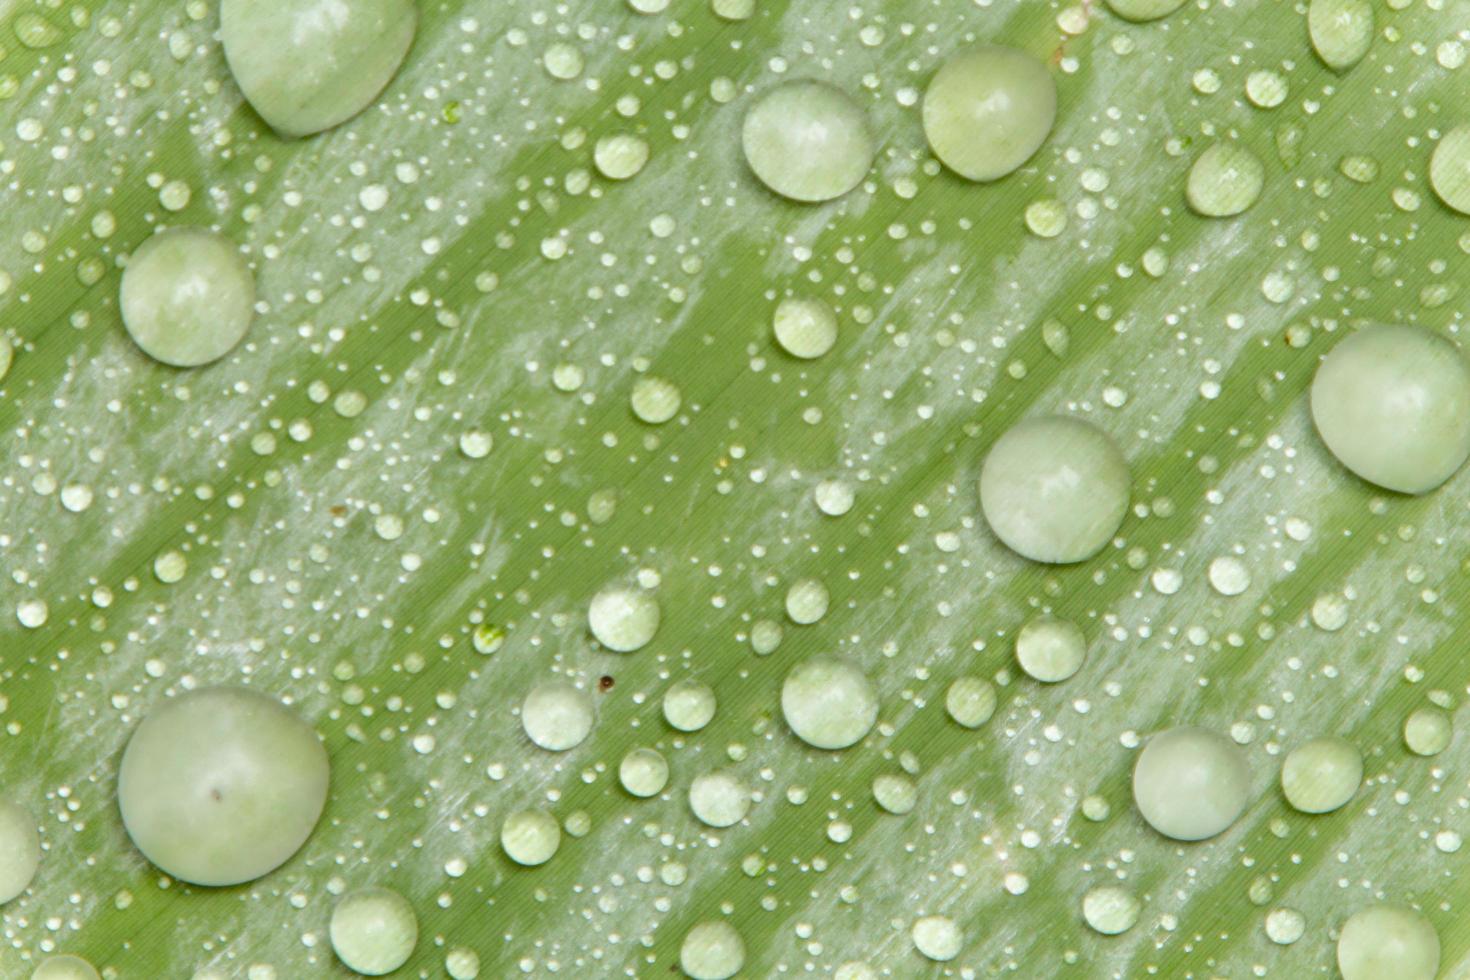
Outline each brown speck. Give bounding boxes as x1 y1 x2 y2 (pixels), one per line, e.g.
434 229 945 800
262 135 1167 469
598 675 614 691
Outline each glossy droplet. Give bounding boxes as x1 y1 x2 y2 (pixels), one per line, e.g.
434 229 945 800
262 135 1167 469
663 679 717 732
911 914 962 961
1336 905 1439 980
1310 325 1470 494
1105 0 1187 21
688 769 750 827
0 799 40 904
594 133 650 180
500 808 561 866
781 655 878 750
784 577 829 624
871 773 917 815
1132 726 1251 841
1309 0 1374 71
120 228 255 367
680 920 746 980
631 375 681 423
521 682 594 751
1280 736 1361 813
117 687 329 886
330 886 418 976
1014 615 1086 683
1429 125 1470 215
922 45 1056 182
773 297 838 359
221 0 416 138
1082 885 1140 935
742 80 875 202
979 416 1130 564
1404 707 1452 756
945 676 996 728
587 584 660 652
30 955 100 980
619 747 669 798
1186 142 1265 217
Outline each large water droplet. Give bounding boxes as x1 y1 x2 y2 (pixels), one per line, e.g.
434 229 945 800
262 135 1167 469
330 886 418 975
588 584 660 652
679 921 745 980
1186 142 1265 217
1131 726 1250 841
120 228 255 367
1309 0 1374 71
0 799 40 904
521 682 594 751
922 46 1056 182
742 80 875 202
781 656 878 749
1280 736 1361 813
1336 905 1439 980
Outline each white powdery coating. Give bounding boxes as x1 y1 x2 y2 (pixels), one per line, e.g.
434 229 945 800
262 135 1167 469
521 682 595 752
781 656 878 750
330 887 418 976
587 585 660 652
1132 726 1252 841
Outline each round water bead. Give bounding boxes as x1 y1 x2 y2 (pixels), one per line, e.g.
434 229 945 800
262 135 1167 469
1309 0 1374 71
221 0 415 138
1336 905 1439 980
679 920 745 980
872 773 917 815
501 808 561 866
631 375 681 423
330 886 418 976
784 577 830 624
1310 324 1470 494
688 769 751 827
1280 736 1362 813
1132 726 1251 841
1404 707 1453 756
521 682 594 751
1106 0 1186 20
979 416 1130 564
1082 885 1140 935
594 134 651 180
1186 142 1265 217
663 679 717 732
117 687 329 886
31 955 100 980
445 948 480 980
922 45 1056 182
588 584 660 651
619 747 670 797
781 655 878 749
773 297 838 359
742 80 876 202
120 228 255 367
946 676 997 728
1431 126 1470 214
1015 615 1086 683
0 799 40 903
911 915 962 961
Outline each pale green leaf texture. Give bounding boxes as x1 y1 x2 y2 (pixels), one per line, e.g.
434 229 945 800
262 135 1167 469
2 0 1470 978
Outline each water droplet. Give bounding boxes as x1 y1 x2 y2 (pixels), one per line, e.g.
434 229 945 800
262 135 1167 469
784 577 829 625
923 46 1055 182
0 799 40 903
630 375 681 424
1336 905 1438 980
1404 707 1452 756
979 416 1130 564
910 914 962 961
1082 885 1140 935
781 656 878 749
521 682 594 751
1186 142 1265 218
1132 727 1250 841
1207 556 1251 596
330 887 418 975
813 479 854 516
945 676 996 729
772 297 838 360
120 228 255 367
16 599 48 629
871 773 917 815
500 808 560 866
1309 0 1374 71
679 921 745 980
1024 198 1068 238
30 954 100 980
1430 125 1470 215
153 550 187 584
594 133 650 180
459 430 493 459
588 584 660 652
742 80 875 202
1280 736 1361 813
663 679 716 732
1265 907 1306 945
619 747 669 798
688 769 750 827
1015 616 1086 683
1105 0 1187 21
1310 325 1470 494
543 42 584 80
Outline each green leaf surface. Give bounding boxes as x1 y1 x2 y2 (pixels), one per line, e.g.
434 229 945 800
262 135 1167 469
3 0 1470 977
